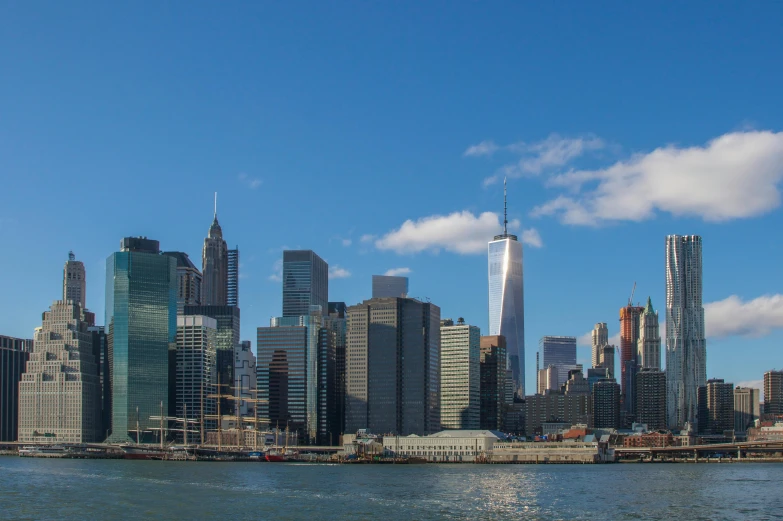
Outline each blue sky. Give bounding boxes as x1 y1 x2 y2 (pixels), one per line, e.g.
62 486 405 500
2 2 782 396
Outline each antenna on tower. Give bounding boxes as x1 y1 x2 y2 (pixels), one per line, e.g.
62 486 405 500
214 192 217 218
503 177 508 235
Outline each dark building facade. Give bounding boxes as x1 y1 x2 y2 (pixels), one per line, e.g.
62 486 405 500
635 368 666 431
620 305 644 424
88 326 111 440
764 370 783 416
282 250 328 317
592 378 621 429
345 297 441 436
327 302 347 435
371 275 409 298
698 378 734 435
0 336 31 441
227 248 239 307
479 335 507 430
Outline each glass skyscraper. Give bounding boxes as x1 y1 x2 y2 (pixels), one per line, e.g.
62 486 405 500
538 336 578 390
488 182 525 396
106 237 177 442
227 248 239 307
371 275 409 298
282 250 328 317
665 234 706 429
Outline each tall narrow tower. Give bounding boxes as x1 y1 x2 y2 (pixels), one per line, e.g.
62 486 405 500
637 297 661 370
63 251 86 308
665 235 706 429
591 323 608 368
202 193 228 306
488 179 525 397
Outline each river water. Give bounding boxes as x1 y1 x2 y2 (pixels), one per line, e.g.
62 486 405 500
1 458 781 520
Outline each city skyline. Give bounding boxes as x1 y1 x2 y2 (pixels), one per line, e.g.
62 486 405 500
3 4 783 397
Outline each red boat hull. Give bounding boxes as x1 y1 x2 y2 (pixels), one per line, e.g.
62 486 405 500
265 454 287 462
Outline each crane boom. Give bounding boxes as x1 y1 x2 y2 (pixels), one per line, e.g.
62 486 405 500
629 281 636 307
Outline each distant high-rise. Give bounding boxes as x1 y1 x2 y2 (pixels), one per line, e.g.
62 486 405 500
372 275 409 298
699 379 734 435
591 323 608 368
63 251 86 308
592 378 621 429
764 370 783 416
600 345 616 379
734 387 760 433
227 248 239 307
635 368 666 431
327 302 347 434
620 303 644 420
480 335 507 430
19 300 100 443
665 235 707 429
202 195 229 306
174 315 217 443
345 297 440 436
257 309 336 444
440 318 480 430
162 252 202 315
88 325 111 439
488 179 525 396
637 297 661 370
184 305 240 415
0 336 31 442
282 250 328 317
234 341 256 417
106 237 177 442
538 336 577 390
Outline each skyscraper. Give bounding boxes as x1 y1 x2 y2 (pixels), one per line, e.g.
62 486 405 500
591 323 608 368
764 370 783 416
440 318 480 430
227 248 239 307
372 275 409 298
734 387 760 433
234 340 256 417
202 196 228 306
326 302 347 434
257 309 336 444
538 336 577 390
174 315 217 442
480 335 507 430
635 368 666 431
592 378 621 429
637 297 661 370
19 300 100 443
0 335 30 442
282 250 328 317
620 303 644 421
699 378 734 435
162 251 202 315
665 235 707 429
106 237 177 442
600 345 616 379
345 297 440 436
488 179 525 396
63 251 86 308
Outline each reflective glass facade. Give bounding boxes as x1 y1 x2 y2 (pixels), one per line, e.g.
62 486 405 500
282 250 328 317
665 235 706 429
227 248 239 307
0 336 30 441
106 243 177 442
539 336 577 390
488 237 525 395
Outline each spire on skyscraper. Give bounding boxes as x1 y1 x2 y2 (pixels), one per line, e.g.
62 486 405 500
503 177 508 236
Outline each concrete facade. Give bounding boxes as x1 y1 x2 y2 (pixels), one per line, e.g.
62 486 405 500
440 319 480 430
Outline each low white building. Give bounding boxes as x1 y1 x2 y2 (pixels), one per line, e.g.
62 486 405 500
382 430 502 462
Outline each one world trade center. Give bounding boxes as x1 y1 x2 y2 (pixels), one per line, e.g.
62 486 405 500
488 179 525 397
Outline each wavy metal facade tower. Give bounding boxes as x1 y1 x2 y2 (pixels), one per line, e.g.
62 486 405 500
665 235 706 429
488 179 525 396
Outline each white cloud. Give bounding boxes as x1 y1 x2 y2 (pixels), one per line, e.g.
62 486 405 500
464 140 500 157
360 234 376 243
384 267 412 276
238 172 262 189
533 131 783 225
705 294 783 338
328 265 351 279
268 259 282 281
521 228 543 248
341 239 352 247
481 133 605 186
376 211 521 255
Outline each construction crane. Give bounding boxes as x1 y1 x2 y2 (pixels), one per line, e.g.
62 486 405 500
628 281 636 307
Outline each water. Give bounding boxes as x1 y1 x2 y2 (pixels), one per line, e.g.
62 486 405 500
1 459 782 520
